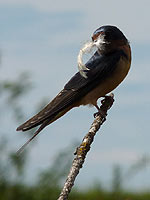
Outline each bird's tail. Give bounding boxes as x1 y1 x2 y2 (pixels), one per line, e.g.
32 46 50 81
17 119 49 155
17 105 73 154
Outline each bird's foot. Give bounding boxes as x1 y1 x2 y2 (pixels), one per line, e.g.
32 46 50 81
94 109 106 119
93 94 114 120
93 112 99 118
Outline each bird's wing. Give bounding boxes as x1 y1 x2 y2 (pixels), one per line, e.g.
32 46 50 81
16 89 78 131
17 50 124 131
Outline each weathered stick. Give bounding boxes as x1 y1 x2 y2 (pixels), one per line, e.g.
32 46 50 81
58 93 115 200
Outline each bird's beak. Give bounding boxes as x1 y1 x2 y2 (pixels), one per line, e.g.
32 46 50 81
92 32 110 51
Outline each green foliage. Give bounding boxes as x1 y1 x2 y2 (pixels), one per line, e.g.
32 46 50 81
111 165 122 193
38 145 74 188
9 152 27 176
1 72 31 101
0 72 32 122
0 70 150 199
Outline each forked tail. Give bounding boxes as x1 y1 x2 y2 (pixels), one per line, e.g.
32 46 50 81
17 119 49 155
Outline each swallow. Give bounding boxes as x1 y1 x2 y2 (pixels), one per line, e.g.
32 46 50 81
17 25 131 153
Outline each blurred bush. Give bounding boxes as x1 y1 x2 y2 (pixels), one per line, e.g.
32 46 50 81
0 69 150 200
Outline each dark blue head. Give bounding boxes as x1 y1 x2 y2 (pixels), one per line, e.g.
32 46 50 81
92 25 127 42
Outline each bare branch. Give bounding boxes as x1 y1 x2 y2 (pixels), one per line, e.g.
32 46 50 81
58 93 115 200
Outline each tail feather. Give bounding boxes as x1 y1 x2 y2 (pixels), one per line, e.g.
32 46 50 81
16 89 76 132
17 120 49 154
17 106 73 154
16 120 43 132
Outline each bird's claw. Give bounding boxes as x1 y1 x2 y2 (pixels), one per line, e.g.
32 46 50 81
94 112 99 118
94 109 106 119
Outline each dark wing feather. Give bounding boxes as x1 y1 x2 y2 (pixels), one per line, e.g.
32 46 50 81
64 50 123 90
17 50 123 131
16 89 77 131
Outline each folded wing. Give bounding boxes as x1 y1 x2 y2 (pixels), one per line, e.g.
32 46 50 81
17 50 123 132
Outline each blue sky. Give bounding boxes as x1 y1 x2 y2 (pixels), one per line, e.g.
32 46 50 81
0 0 150 190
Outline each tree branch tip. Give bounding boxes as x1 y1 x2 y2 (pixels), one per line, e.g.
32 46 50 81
58 94 115 200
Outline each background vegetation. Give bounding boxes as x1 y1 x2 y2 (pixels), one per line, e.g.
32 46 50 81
0 69 150 200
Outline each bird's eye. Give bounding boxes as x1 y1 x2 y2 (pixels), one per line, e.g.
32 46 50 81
92 33 99 41
92 31 105 41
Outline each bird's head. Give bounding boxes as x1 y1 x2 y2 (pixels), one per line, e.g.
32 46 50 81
92 25 129 54
78 25 130 78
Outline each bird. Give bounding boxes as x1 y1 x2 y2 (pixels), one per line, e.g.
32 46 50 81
16 25 131 153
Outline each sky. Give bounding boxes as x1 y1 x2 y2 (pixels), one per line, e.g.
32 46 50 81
0 0 150 190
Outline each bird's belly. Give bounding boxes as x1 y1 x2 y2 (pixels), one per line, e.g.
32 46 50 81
77 57 131 106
